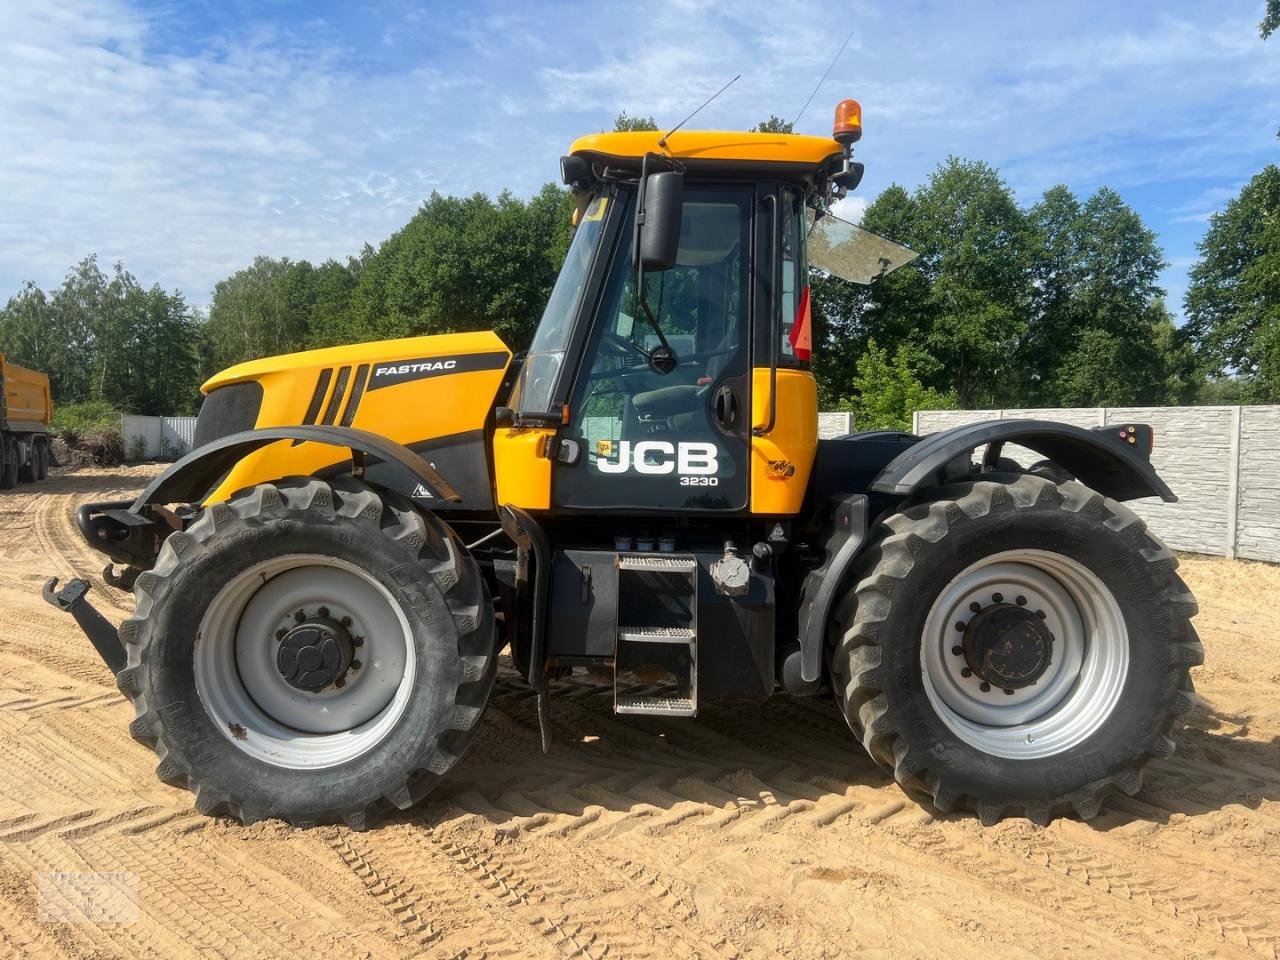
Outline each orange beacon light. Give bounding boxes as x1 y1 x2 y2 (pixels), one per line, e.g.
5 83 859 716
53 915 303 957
833 99 862 145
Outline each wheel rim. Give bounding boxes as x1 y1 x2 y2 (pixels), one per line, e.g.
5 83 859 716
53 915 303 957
920 549 1129 760
195 555 416 769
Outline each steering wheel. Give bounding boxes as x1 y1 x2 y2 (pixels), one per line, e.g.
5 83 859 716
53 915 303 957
600 329 649 361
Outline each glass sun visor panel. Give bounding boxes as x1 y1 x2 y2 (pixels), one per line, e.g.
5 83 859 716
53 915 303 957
806 209 918 285
674 203 742 266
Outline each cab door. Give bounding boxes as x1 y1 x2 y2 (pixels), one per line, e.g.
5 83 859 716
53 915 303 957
552 185 754 512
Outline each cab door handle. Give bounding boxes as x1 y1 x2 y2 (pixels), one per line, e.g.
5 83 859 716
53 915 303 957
713 385 738 428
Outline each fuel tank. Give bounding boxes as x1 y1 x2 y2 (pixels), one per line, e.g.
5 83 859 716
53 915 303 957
195 332 512 508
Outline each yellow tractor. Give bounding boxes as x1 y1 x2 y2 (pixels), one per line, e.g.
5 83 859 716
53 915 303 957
50 101 1199 828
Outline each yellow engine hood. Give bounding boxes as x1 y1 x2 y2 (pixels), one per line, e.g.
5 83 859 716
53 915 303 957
200 331 512 504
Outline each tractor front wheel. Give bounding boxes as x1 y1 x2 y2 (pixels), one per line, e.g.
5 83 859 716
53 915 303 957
116 477 497 828
831 474 1201 824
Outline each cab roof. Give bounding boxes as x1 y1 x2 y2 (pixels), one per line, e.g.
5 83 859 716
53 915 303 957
568 130 845 170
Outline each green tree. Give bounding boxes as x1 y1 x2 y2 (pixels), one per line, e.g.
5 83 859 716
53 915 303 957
1 255 201 414
752 116 794 133
1183 165 1280 401
49 255 108 403
812 184 928 404
0 282 72 398
613 111 658 132
202 257 316 373
338 184 573 351
811 159 1037 410
836 339 956 431
910 158 1036 407
1263 0 1279 38
1021 185 1084 396
1041 187 1170 405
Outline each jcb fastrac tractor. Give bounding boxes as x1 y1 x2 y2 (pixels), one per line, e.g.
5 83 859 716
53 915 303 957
49 100 1200 828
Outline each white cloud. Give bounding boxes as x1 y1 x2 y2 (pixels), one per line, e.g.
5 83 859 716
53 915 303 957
830 195 868 224
0 0 1275 320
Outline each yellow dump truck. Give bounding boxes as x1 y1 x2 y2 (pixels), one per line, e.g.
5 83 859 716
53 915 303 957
0 353 53 488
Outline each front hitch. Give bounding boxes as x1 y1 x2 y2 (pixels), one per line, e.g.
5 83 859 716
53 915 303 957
42 577 127 675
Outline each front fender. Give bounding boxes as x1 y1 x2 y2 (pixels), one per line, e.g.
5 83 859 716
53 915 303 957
870 419 1175 503
133 425 461 508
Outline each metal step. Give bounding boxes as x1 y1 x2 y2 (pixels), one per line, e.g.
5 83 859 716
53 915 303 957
615 694 697 717
617 555 697 572
618 627 695 644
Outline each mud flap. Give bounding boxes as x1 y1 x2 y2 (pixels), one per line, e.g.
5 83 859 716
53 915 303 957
42 577 126 675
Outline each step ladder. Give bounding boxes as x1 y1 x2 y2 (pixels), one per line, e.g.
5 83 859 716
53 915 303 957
614 554 697 716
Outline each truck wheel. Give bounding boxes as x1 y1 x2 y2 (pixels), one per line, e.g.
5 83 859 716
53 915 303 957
36 440 49 480
18 440 37 483
0 440 17 489
831 474 1201 824
116 477 497 828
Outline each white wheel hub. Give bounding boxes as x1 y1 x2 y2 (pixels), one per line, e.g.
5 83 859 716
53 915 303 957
920 550 1129 760
195 555 416 769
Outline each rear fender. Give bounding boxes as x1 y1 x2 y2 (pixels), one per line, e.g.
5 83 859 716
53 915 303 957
870 419 1175 503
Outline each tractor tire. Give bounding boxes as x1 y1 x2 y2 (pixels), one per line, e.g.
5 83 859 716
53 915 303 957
0 439 17 489
116 477 497 828
831 473 1201 825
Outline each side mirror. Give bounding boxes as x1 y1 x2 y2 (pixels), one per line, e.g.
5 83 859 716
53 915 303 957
638 171 683 271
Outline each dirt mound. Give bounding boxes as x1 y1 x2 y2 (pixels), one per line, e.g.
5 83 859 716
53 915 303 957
1 465 1277 958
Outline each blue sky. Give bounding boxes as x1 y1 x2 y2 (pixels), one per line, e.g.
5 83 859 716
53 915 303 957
1 1 1277 318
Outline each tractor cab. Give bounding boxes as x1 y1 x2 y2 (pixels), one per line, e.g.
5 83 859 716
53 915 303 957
493 102 917 518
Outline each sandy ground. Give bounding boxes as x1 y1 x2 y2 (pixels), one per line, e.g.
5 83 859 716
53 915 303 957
0 465 1278 959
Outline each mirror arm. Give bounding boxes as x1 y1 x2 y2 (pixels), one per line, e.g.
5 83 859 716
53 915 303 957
753 193 779 437
632 152 677 372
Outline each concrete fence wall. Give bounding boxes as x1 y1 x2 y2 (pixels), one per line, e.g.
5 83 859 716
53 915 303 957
911 405 1280 563
121 415 197 462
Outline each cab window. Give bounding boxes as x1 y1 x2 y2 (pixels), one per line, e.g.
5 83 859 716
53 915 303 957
570 187 751 474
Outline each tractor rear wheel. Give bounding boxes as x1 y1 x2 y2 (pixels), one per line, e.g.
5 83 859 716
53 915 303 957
116 477 497 828
831 474 1201 824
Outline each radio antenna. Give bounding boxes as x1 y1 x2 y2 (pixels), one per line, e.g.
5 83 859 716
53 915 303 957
658 74 741 149
790 30 854 129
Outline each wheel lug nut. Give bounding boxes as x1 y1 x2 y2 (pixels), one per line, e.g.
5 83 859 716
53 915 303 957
294 610 306 623
1003 688 1015 696
353 636 364 647
350 659 361 671
961 667 973 678
334 677 345 689
951 645 963 656
969 602 982 613
1035 609 1046 619
341 616 352 628
979 682 991 692
1016 595 1027 606
992 593 1003 604
275 629 285 641
318 606 330 618
954 621 966 632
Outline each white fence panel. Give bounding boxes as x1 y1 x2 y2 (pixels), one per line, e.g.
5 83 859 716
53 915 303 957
121 415 197 461
817 411 853 439
912 405 1280 563
1237 406 1280 563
